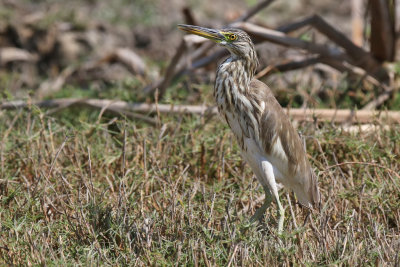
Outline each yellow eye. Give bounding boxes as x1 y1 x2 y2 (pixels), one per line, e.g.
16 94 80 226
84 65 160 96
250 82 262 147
228 34 237 41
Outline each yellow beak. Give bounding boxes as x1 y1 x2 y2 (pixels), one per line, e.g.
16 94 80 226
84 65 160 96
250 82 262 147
177 24 224 42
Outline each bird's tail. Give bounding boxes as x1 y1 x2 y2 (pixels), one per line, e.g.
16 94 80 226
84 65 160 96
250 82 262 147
309 171 321 211
294 169 321 211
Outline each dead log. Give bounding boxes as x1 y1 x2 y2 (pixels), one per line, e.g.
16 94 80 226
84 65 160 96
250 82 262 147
2 98 400 124
272 15 390 83
233 22 349 60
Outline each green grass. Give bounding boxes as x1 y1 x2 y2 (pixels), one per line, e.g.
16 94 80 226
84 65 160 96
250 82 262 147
1 103 399 265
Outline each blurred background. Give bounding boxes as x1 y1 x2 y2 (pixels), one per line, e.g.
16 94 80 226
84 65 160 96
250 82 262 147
1 0 399 110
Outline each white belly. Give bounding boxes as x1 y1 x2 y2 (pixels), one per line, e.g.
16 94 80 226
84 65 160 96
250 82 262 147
241 137 288 188
221 108 290 189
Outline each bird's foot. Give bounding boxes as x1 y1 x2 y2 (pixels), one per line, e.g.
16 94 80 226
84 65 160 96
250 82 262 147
250 189 272 224
249 207 266 224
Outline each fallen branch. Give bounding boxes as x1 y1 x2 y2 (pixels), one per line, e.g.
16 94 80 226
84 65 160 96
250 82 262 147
2 98 400 124
0 47 38 65
254 51 392 110
275 15 380 70
276 16 315 33
274 15 389 83
170 22 350 87
145 0 278 97
150 16 391 106
232 22 348 60
307 15 388 82
44 99 158 126
255 56 321 79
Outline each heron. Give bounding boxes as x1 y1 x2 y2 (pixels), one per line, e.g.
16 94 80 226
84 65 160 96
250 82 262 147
178 24 320 234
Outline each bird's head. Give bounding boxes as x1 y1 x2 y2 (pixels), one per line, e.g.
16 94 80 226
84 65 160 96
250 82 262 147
178 24 255 60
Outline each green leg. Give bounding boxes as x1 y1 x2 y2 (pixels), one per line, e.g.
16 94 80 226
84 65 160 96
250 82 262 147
276 200 285 234
259 161 286 234
250 186 272 223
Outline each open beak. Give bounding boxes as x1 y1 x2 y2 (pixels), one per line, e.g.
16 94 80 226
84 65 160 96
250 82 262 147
178 24 224 43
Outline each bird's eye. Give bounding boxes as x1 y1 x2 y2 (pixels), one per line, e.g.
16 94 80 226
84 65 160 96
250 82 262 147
228 34 237 41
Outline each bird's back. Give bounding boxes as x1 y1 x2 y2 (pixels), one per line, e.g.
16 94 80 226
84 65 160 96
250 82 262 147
249 79 320 208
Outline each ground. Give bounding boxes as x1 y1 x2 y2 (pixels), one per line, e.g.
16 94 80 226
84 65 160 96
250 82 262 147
1 106 399 265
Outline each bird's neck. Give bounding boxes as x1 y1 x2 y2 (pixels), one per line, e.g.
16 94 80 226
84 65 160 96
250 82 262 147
216 54 257 94
214 53 260 142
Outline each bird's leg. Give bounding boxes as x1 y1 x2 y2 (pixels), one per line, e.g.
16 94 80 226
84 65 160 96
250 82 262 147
276 197 285 234
261 161 285 234
250 185 272 223
270 185 285 234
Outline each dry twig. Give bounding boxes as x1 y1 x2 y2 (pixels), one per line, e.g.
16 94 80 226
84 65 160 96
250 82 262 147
235 19 389 83
2 98 400 124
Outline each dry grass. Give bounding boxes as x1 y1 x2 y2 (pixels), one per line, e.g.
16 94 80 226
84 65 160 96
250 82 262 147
0 106 399 266
1 0 400 265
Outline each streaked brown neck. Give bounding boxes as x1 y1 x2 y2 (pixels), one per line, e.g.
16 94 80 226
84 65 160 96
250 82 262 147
214 48 258 113
213 51 261 144
216 52 258 94
214 50 259 122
